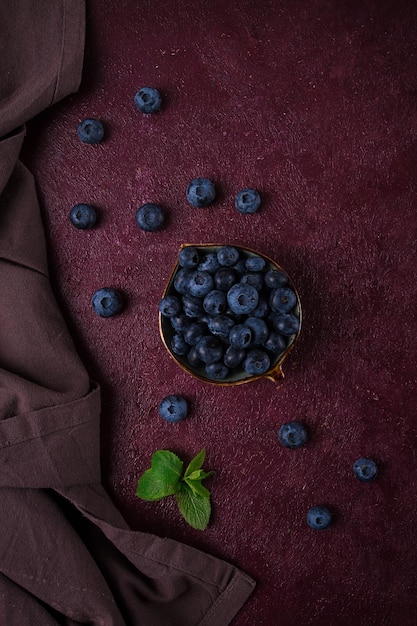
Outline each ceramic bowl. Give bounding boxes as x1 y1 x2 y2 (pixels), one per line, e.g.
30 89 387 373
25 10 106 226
159 243 302 385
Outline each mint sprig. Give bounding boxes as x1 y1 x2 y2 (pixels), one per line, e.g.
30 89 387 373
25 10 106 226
135 448 214 530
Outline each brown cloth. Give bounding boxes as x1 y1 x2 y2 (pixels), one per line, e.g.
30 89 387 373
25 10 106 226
0 2 255 624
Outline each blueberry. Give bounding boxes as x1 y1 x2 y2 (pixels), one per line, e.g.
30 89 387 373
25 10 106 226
203 290 227 315
187 346 203 368
179 246 200 268
91 288 123 318
134 87 162 114
207 315 235 340
77 118 104 144
186 178 216 207
252 297 270 319
198 252 220 273
271 313 300 336
158 395 187 422
270 287 297 313
174 268 193 295
245 256 265 271
244 317 269 345
307 506 332 530
235 188 261 214
240 272 264 291
233 258 247 275
188 270 214 297
263 331 287 354
229 324 252 348
196 336 224 364
227 283 259 315
243 349 270 375
278 421 308 449
182 294 204 318
205 362 229 380
214 268 237 292
217 246 240 267
69 203 97 229
184 322 207 346
159 295 181 318
353 458 378 482
170 313 191 332
224 346 246 368
136 203 165 232
265 269 288 289
171 333 189 355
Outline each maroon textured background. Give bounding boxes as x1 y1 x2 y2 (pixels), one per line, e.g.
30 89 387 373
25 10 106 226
22 1 417 624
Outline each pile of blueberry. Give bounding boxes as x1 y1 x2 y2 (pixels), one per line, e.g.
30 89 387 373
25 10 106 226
159 244 301 382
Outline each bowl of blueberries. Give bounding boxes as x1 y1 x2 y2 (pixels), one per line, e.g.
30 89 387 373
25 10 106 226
158 244 302 385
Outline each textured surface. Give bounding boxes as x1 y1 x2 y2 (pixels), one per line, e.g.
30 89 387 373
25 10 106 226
22 1 417 624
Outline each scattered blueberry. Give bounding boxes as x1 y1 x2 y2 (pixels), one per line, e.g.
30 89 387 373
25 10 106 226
235 188 261 214
91 288 123 318
186 178 216 207
278 421 308 449
69 203 97 229
307 506 332 530
136 203 165 232
158 395 188 422
77 118 104 144
243 349 270 375
134 87 162 113
227 283 259 315
353 457 378 482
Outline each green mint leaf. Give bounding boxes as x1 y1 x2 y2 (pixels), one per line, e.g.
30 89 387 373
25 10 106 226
184 448 206 478
135 450 183 501
176 485 211 530
184 477 210 499
186 469 215 482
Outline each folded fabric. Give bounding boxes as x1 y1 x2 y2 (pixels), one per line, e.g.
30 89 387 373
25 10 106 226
0 2 255 624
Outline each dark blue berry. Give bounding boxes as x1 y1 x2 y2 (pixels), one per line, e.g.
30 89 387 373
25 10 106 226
207 315 235 340
252 298 270 319
214 268 237 292
227 283 259 315
187 346 202 368
171 333 189 355
196 336 224 364
178 246 200 268
235 188 261 214
224 346 246 368
170 314 191 332
159 295 181 317
136 203 165 232
77 118 104 144
186 178 216 207
278 421 308 449
188 271 214 297
245 256 265 271
243 349 270 375
263 331 287 353
184 322 207 346
198 252 220 273
229 324 252 348
353 458 378 482
91 288 123 318
203 290 227 315
205 362 229 380
233 258 247 275
244 317 268 345
307 506 332 530
158 395 187 422
217 246 240 267
69 203 97 229
270 287 297 313
271 313 300 336
182 294 204 318
265 269 288 289
173 268 193 295
134 87 162 113
240 272 264 291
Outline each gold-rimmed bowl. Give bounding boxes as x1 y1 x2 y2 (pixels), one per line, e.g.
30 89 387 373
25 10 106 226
159 243 302 385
